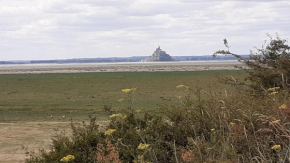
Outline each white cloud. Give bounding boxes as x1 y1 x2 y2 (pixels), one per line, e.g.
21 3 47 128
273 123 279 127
0 0 289 60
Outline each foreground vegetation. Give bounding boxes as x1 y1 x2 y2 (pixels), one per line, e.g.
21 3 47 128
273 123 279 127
25 35 290 162
26 84 290 163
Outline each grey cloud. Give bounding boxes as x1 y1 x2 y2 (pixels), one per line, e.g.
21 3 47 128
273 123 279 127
0 0 289 60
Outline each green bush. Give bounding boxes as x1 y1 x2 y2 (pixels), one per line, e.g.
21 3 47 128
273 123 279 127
25 117 103 163
214 35 290 92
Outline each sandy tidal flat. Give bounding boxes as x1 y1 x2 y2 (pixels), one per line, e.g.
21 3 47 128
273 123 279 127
0 61 242 74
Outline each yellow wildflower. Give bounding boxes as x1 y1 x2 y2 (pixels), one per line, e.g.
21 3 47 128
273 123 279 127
164 119 174 126
136 109 141 113
60 155 75 162
268 87 280 91
137 143 150 150
272 119 281 123
270 91 278 95
122 88 136 93
176 85 189 89
177 95 182 99
271 144 281 150
279 104 287 109
104 129 117 136
230 122 235 126
210 128 215 132
117 98 123 103
109 113 127 120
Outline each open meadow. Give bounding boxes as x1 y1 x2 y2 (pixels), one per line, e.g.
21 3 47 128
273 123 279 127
0 70 245 162
0 70 245 122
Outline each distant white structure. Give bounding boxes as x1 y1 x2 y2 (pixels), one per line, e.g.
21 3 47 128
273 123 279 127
142 45 174 62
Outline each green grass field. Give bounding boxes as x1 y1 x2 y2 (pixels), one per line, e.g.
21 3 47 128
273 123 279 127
0 70 245 122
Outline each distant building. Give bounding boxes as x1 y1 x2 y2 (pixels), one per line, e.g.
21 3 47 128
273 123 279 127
142 45 174 62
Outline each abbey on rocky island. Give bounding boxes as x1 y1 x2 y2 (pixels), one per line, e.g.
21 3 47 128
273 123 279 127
142 45 174 62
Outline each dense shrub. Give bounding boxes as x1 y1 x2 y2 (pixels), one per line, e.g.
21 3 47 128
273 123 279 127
25 117 103 163
214 35 290 92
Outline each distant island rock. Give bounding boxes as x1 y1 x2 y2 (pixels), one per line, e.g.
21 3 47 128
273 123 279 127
142 46 174 62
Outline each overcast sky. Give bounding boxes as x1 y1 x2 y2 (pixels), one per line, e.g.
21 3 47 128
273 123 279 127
0 0 289 61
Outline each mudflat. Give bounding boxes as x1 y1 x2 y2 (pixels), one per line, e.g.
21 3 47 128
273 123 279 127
0 61 242 74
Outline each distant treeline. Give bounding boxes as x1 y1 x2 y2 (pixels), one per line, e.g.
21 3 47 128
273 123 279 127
0 61 25 64
173 55 246 61
30 57 146 64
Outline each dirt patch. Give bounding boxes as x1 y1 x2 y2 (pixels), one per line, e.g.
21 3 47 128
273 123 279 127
0 120 109 163
0 121 71 163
